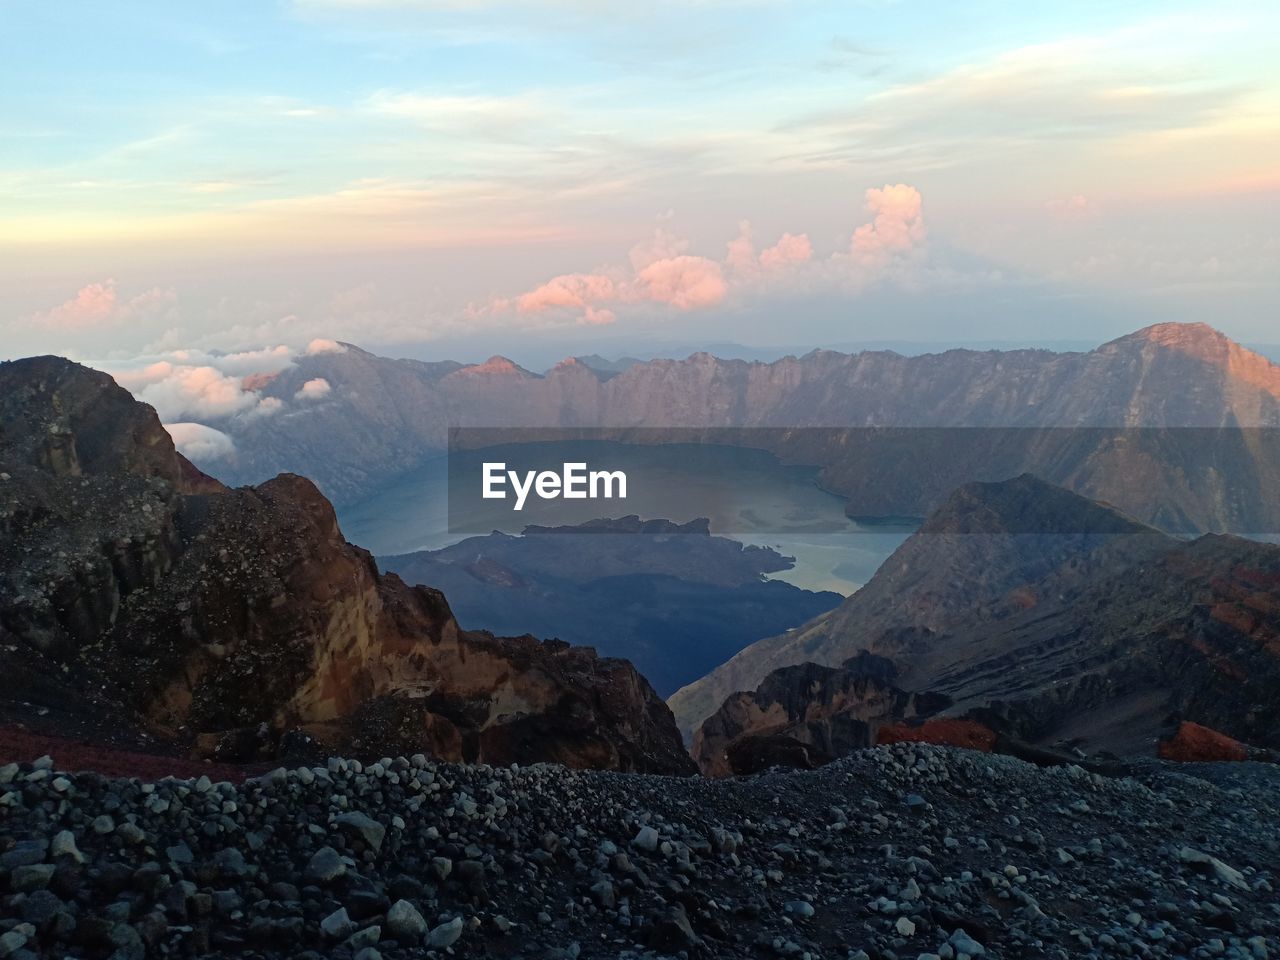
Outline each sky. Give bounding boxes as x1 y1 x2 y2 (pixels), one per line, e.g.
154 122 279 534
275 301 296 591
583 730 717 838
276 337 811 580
3 0 1279 365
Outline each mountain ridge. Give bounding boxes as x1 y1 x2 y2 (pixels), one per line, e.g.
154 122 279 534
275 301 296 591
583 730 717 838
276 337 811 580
180 322 1280 534
672 474 1280 761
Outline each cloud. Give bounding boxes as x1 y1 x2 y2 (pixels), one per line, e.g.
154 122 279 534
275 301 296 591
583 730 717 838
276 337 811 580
850 184 926 262
517 273 619 314
164 422 236 461
31 279 176 330
581 306 616 326
103 345 305 422
503 183 922 324
306 338 347 355
725 220 756 272
295 377 333 401
629 214 689 270
241 396 284 420
635 256 726 309
131 364 264 420
759 232 812 269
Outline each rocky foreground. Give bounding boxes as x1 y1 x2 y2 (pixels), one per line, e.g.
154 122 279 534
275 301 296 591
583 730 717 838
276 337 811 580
2 746 1278 960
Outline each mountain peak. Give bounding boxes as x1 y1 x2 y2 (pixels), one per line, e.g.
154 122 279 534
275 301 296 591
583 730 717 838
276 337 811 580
919 474 1155 536
1124 322 1231 350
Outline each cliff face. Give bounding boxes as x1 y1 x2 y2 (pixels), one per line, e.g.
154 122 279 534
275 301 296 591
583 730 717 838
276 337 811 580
0 357 695 775
203 324 1280 532
675 475 1280 758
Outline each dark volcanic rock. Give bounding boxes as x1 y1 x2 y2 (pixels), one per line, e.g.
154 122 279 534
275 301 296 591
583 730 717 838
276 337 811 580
2 745 1279 959
692 653 950 776
0 356 694 775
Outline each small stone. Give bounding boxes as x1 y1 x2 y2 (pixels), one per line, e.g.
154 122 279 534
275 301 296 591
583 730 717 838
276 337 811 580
896 916 917 936
632 826 660 852
428 916 464 949
0 930 28 958
950 929 985 956
385 900 427 941
321 907 355 940
430 856 453 880
10 864 56 892
590 879 616 910
306 846 346 884
334 811 386 853
92 814 116 834
50 830 85 863
166 842 194 864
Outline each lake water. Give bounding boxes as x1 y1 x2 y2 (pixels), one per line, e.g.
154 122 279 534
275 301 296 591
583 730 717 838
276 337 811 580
337 441 911 595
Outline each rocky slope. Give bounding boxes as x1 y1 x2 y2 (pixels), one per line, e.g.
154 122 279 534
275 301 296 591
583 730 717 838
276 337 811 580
0 357 694 775
2 744 1278 959
198 324 1280 532
380 518 842 696
672 475 1280 757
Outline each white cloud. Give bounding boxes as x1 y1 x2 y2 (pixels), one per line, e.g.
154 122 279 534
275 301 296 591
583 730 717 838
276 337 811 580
165 422 236 461
306 338 346 355
295 377 332 401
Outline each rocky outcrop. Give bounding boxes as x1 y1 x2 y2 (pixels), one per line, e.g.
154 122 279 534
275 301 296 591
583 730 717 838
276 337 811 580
0 357 695 775
679 475 1280 758
691 653 950 776
1157 721 1279 764
202 324 1280 534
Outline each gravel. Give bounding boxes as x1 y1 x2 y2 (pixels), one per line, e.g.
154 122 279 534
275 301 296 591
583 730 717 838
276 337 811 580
2 744 1278 958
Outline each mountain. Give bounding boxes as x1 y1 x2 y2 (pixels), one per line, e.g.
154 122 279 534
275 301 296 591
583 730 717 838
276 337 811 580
0 356 695 775
195 323 1280 532
673 474 1280 758
379 517 842 696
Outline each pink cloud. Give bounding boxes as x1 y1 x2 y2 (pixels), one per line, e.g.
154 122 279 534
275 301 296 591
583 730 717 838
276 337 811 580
581 306 616 325
629 219 689 270
759 232 812 269
636 256 727 309
516 273 618 314
725 221 756 272
851 184 926 260
33 279 176 330
499 183 925 325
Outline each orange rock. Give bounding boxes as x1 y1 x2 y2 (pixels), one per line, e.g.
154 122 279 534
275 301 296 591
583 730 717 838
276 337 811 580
875 718 997 752
1157 721 1248 763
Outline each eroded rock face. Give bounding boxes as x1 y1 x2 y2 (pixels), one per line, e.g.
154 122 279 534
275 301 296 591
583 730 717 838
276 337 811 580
0 357 694 775
691 653 949 776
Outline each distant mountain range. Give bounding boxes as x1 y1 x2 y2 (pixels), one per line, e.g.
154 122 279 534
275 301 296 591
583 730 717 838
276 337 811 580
195 323 1280 533
677 474 1280 770
379 517 842 697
